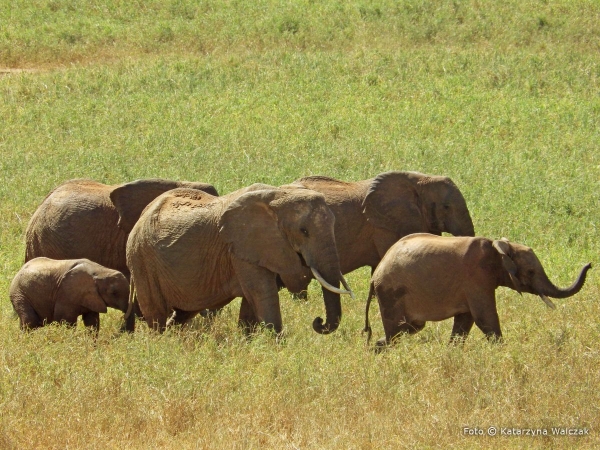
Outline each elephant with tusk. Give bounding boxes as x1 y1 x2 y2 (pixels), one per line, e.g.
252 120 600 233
364 233 592 345
126 186 353 334
281 171 475 308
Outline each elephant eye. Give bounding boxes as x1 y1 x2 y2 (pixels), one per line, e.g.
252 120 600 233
300 227 309 237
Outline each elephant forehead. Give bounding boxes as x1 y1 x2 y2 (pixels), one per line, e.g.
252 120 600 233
512 245 539 266
286 194 330 214
312 204 335 221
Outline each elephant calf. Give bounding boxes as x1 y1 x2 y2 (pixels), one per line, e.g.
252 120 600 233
10 257 130 332
365 233 591 345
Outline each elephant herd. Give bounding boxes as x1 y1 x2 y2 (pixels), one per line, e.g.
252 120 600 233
9 172 591 345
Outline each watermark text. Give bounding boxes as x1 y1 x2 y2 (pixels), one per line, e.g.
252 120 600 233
463 426 590 437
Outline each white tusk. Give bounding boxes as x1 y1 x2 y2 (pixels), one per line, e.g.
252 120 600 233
539 294 557 310
311 267 353 297
339 273 356 300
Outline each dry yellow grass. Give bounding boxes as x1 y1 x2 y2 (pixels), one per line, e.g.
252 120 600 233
1 280 599 448
1 1 599 448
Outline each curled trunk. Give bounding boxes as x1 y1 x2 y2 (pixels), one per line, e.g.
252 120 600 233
539 263 592 299
312 284 342 334
309 256 345 335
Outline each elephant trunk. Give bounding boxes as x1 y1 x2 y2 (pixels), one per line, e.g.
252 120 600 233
312 285 343 334
446 210 475 237
308 248 346 335
538 263 592 299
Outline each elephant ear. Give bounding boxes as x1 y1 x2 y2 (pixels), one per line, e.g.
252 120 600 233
56 262 108 314
109 179 186 233
218 190 300 275
362 171 427 235
492 238 522 293
180 181 219 197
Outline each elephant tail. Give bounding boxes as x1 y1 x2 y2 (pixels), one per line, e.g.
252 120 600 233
122 275 137 333
363 281 375 344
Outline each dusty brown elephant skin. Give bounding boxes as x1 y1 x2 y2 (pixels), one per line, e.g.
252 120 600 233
365 233 592 345
10 257 130 332
126 187 353 334
25 178 219 277
286 171 475 284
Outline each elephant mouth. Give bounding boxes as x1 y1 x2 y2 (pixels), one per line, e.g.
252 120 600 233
295 252 355 299
297 252 308 267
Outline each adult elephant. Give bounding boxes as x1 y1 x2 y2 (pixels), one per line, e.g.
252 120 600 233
25 178 218 277
126 187 353 334
286 171 475 279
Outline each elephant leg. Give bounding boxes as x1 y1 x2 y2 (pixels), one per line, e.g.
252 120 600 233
238 297 259 333
233 258 283 334
166 309 200 328
398 320 425 335
123 310 136 333
15 301 44 330
82 312 100 333
53 302 80 328
378 286 425 343
380 320 425 346
469 295 502 341
135 280 170 332
450 312 475 343
144 314 167 332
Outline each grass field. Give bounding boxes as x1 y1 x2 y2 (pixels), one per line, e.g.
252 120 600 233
1 1 599 448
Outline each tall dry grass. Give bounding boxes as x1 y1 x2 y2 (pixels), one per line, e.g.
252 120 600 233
1 0 599 448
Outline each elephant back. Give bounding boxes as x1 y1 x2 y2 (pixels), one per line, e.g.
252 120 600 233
25 180 121 266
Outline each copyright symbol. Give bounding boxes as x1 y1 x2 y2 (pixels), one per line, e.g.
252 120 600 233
488 427 497 436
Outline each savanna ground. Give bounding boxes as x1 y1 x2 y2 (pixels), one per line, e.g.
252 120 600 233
1 1 599 448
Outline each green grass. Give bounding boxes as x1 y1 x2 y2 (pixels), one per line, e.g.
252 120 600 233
1 0 599 448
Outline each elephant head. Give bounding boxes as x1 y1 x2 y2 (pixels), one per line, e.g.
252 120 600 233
363 171 475 238
110 178 219 233
492 238 592 308
58 260 130 314
219 189 353 334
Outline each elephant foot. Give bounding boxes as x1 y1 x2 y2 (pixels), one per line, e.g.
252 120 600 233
373 337 389 354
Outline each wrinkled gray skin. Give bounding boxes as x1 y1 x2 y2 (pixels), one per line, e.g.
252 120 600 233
126 186 349 335
25 178 218 327
25 178 219 277
10 257 130 332
366 233 592 345
285 171 475 297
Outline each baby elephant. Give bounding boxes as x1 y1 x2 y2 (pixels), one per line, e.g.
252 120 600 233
365 233 591 345
10 258 130 332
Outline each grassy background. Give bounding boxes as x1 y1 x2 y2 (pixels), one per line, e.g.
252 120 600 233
1 0 599 448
